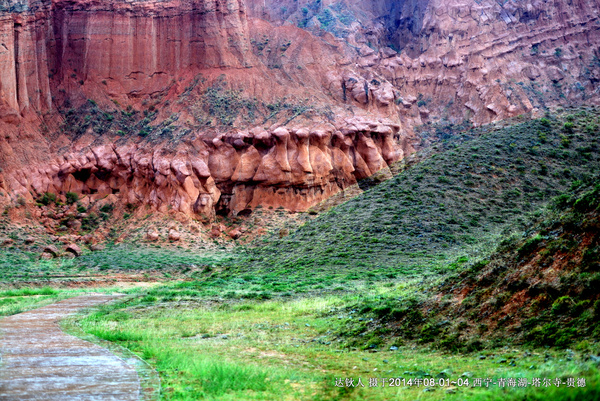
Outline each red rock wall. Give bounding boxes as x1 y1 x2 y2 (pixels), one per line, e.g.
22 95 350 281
377 0 600 127
0 0 411 219
0 0 252 118
4 0 600 221
50 0 252 99
0 9 53 119
248 0 600 128
4 117 404 218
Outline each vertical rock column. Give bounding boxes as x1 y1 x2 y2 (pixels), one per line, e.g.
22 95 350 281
0 16 19 114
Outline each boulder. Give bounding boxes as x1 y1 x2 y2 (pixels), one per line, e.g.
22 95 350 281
146 229 159 241
65 243 82 257
168 229 181 241
43 245 60 257
228 229 242 240
210 225 221 239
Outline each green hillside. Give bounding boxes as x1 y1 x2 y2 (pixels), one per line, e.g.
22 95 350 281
242 109 600 278
62 108 600 401
334 177 600 353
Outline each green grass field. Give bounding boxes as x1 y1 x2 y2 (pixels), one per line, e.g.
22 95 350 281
77 291 600 400
2 108 599 400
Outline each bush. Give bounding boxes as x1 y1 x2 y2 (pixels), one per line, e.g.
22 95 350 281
66 192 79 205
551 296 573 315
518 234 544 257
419 322 441 343
538 131 547 143
39 192 56 206
81 212 100 231
563 122 574 134
99 203 114 214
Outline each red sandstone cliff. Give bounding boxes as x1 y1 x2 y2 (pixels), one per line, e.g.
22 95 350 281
248 0 600 126
0 0 409 220
1 0 600 223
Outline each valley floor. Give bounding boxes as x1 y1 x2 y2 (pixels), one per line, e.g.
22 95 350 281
1 109 599 399
1 281 599 401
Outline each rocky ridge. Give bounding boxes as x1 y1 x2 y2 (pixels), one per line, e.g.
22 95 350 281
0 0 412 222
249 0 600 127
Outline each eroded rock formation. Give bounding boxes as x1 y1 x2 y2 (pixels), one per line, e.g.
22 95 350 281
6 117 404 219
248 0 600 128
2 0 600 222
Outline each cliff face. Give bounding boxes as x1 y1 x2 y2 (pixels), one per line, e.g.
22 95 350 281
249 0 600 127
50 0 252 95
1 0 251 117
1 0 600 223
379 0 600 127
0 0 408 220
5 117 404 218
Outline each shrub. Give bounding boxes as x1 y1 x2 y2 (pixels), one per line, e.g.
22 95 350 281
81 212 100 231
39 192 56 206
99 203 114 214
419 322 441 343
585 124 598 134
594 300 600 320
66 192 79 205
518 234 544 257
563 122 574 134
551 296 573 315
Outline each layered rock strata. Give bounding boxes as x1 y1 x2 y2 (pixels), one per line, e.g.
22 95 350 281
5 118 405 219
0 0 411 219
249 0 600 128
4 0 600 221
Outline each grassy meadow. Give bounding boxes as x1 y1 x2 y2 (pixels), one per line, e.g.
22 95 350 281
1 108 600 399
77 289 600 401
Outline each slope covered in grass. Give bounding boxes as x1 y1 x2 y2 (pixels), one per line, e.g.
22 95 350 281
334 178 600 353
437 178 600 347
242 109 600 275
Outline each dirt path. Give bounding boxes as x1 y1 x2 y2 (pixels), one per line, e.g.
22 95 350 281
0 295 140 400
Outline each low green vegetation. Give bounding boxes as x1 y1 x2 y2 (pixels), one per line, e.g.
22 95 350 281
185 75 319 128
74 245 233 272
0 245 230 280
240 110 599 275
297 1 357 38
78 291 600 400
2 108 600 399
59 98 145 139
